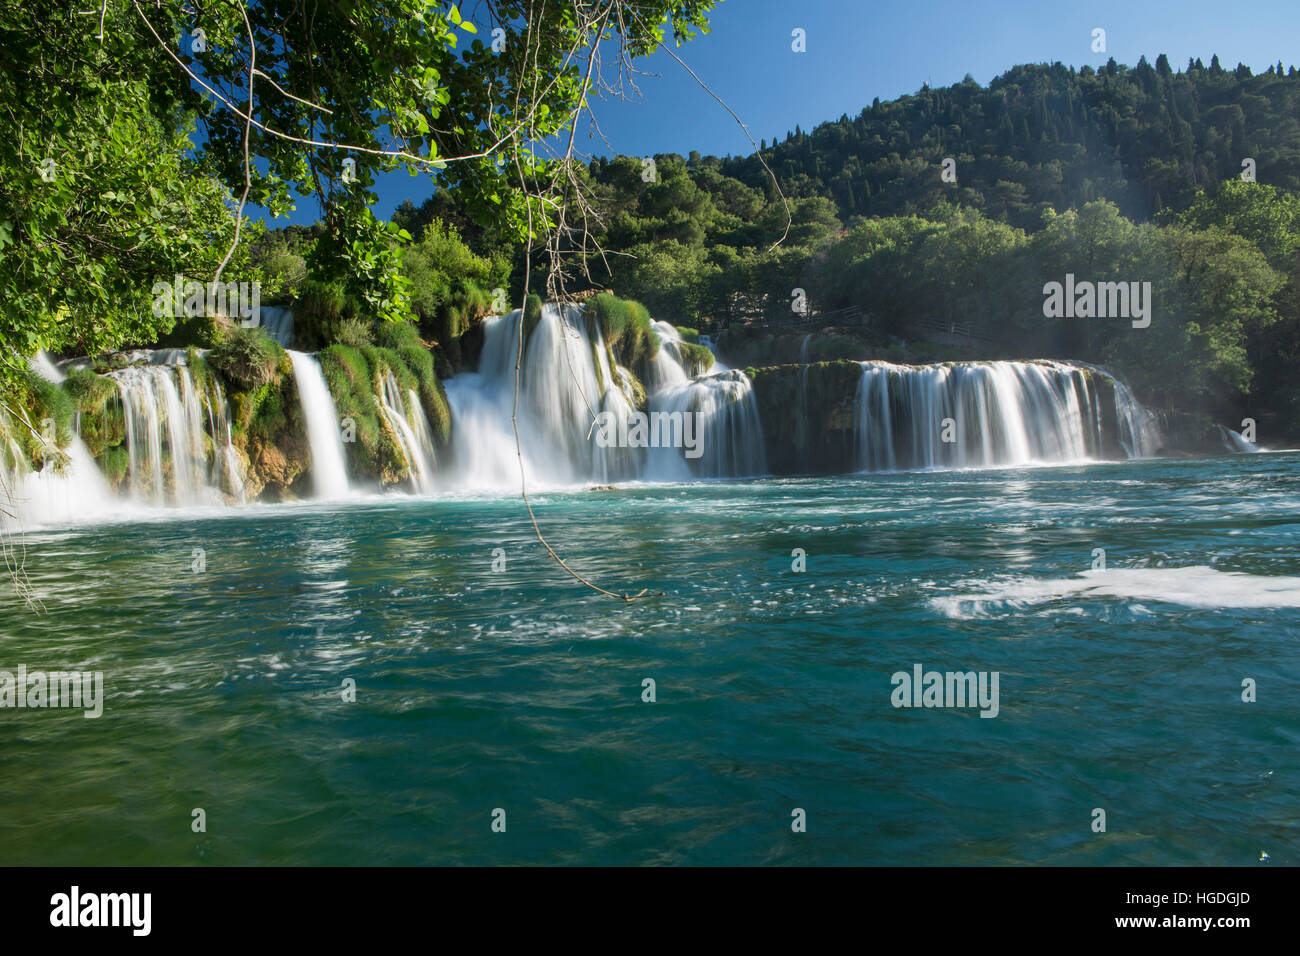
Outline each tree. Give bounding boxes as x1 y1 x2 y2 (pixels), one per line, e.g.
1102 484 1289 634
0 0 719 374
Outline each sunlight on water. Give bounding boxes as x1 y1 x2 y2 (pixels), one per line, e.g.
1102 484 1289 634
1 452 1297 865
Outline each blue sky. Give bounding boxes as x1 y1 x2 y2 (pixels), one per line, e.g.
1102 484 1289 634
257 0 1300 226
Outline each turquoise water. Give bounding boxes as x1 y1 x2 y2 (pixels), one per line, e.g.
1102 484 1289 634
2 453 1298 865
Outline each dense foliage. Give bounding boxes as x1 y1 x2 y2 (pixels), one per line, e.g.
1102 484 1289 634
0 0 716 381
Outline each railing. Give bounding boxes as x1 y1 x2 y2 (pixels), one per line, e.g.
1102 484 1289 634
909 316 997 343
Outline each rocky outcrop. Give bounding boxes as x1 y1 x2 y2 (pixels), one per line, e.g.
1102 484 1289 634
747 360 862 474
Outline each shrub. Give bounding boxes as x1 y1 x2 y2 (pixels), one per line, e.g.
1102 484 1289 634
3 371 75 468
374 319 422 352
62 367 116 415
293 279 348 349
336 317 374 349
207 326 283 392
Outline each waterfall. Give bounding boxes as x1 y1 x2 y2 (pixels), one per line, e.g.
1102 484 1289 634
0 353 113 529
649 369 767 479
377 370 437 494
852 360 1161 471
108 363 239 505
205 374 246 502
1219 426 1262 454
644 322 765 480
258 307 295 348
0 414 115 530
443 306 764 487
286 350 350 498
444 304 641 488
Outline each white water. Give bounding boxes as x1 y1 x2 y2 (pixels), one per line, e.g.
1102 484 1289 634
6 306 1179 526
445 304 639 488
443 307 766 488
109 364 241 506
1 414 115 530
0 354 116 529
377 371 437 494
1219 426 1263 454
287 350 350 498
647 321 764 479
932 566 1300 616
853 360 1161 471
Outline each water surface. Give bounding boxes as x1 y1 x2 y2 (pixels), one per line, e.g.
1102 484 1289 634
1 453 1297 865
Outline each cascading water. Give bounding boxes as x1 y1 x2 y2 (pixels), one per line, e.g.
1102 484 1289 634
0 352 115 528
443 306 765 487
1218 426 1262 454
445 304 640 488
852 359 1161 471
108 362 242 505
646 322 765 479
286 350 350 498
377 370 438 494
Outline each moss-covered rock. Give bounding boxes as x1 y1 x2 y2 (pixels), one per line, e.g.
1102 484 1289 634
316 339 451 487
588 293 659 369
523 293 544 343
2 371 75 470
208 326 285 393
63 367 122 458
748 361 863 474
677 341 715 377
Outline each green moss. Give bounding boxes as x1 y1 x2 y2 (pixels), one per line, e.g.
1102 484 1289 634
6 371 76 469
374 319 422 352
100 445 129 486
187 348 210 394
336 318 374 349
622 368 648 413
589 293 660 369
247 380 287 442
63 368 115 414
523 294 544 342
64 369 124 459
675 326 700 344
398 344 451 444
208 326 284 393
319 344 384 482
678 341 715 378
313 337 453 485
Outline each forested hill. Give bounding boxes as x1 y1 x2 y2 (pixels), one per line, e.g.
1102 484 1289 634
312 56 1300 438
720 57 1300 229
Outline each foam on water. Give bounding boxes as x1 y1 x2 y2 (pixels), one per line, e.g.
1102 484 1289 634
932 565 1300 616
